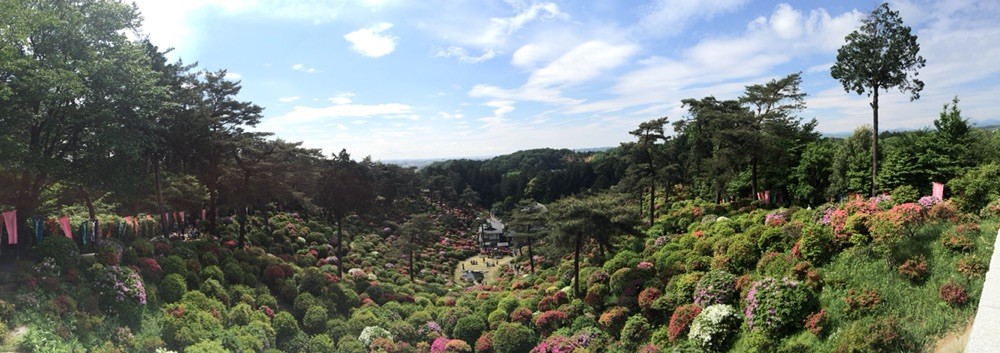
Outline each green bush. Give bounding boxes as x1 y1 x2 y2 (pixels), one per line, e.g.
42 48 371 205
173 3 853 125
453 315 488 348
603 250 641 273
34 236 79 271
796 224 834 265
163 308 223 348
492 322 537 353
619 314 651 349
758 228 790 253
273 311 300 339
303 305 329 334
308 334 334 352
725 235 760 273
890 185 920 204
160 274 187 303
336 336 367 353
161 255 188 277
202 265 224 283
185 339 230 353
756 252 796 278
200 279 230 305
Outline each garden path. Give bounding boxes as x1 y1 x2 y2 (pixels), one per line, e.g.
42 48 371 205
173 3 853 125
453 254 514 285
964 228 1000 352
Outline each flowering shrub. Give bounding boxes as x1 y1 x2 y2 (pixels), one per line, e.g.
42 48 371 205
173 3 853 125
510 307 533 325
897 256 929 283
667 304 701 342
744 277 813 338
598 306 629 336
693 270 736 306
957 255 987 279
359 325 393 346
941 231 975 252
918 195 941 209
928 200 960 222
804 309 827 336
97 265 147 305
637 287 661 312
476 331 493 353
96 239 124 266
530 335 580 353
534 310 567 336
765 210 787 227
939 282 969 307
35 236 79 271
688 304 739 352
843 289 880 317
137 257 162 280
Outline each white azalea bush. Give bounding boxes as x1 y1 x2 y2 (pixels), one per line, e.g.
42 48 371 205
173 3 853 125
688 304 740 352
359 325 393 346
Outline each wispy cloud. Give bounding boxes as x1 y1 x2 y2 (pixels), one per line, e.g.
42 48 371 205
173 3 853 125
291 64 317 73
435 47 497 63
344 23 398 57
632 0 750 38
278 96 301 103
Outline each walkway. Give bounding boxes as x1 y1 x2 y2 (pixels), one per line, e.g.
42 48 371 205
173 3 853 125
453 254 514 285
965 228 1000 352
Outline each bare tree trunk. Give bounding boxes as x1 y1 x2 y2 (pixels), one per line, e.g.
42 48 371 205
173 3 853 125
336 216 344 277
573 234 581 298
527 237 535 274
649 183 655 225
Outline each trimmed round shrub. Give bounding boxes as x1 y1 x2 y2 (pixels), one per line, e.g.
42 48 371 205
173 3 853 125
159 273 187 303
744 277 814 339
797 224 834 265
34 236 79 271
603 250 641 273
756 252 796 278
534 310 567 336
897 256 929 283
619 314 651 349
598 306 629 337
693 270 736 306
303 305 329 334
531 335 581 353
453 315 488 348
492 322 537 353
667 304 701 342
939 282 970 307
724 235 759 273
273 311 300 339
307 333 334 352
161 255 187 277
185 339 228 353
358 325 393 346
202 265 225 283
688 304 739 352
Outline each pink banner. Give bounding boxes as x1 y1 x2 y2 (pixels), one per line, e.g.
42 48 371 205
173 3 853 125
59 216 73 239
180 211 185 224
932 182 945 200
2 210 16 244
202 209 207 220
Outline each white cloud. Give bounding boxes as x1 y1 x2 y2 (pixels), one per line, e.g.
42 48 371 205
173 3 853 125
435 47 497 63
278 96 301 103
569 4 863 115
438 111 465 119
271 103 414 123
433 1 568 63
227 72 243 80
470 40 639 105
344 23 397 57
292 64 317 73
329 93 356 105
633 0 749 38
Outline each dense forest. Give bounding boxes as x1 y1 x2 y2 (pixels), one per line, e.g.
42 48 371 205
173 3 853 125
2 1 1000 353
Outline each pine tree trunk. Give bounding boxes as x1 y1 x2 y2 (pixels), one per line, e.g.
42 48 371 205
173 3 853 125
871 88 880 197
528 237 535 274
573 234 581 298
337 216 344 277
154 158 167 236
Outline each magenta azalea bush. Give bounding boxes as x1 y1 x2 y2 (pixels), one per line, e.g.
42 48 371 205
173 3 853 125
744 277 813 339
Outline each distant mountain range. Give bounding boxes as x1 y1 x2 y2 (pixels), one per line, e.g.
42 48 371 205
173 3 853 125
822 118 1000 138
382 147 614 169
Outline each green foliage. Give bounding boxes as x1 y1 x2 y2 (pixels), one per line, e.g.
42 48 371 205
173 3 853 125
830 317 914 353
603 250 641 273
492 322 537 353
619 314 651 349
453 315 488 349
949 163 1000 212
160 274 188 303
161 255 188 277
303 305 329 334
186 339 230 353
797 224 834 265
34 236 79 271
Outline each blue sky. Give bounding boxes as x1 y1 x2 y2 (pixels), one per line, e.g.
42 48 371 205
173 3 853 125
131 0 1000 160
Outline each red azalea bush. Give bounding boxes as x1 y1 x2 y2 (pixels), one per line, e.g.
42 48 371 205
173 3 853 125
510 307 533 325
941 231 975 252
897 256 929 282
637 287 661 312
843 289 881 316
598 306 629 336
667 304 701 342
138 257 162 280
529 335 580 353
939 282 969 307
476 331 494 353
804 309 828 336
534 310 567 336
957 255 988 279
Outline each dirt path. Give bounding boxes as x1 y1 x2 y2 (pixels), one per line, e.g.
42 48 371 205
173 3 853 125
454 255 514 285
932 320 972 353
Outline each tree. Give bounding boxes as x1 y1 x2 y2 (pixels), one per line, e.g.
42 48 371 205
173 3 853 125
829 126 874 197
0 0 161 239
398 213 438 281
628 118 668 225
508 199 547 274
790 140 834 206
740 72 812 197
831 2 926 196
315 150 375 277
547 193 639 297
